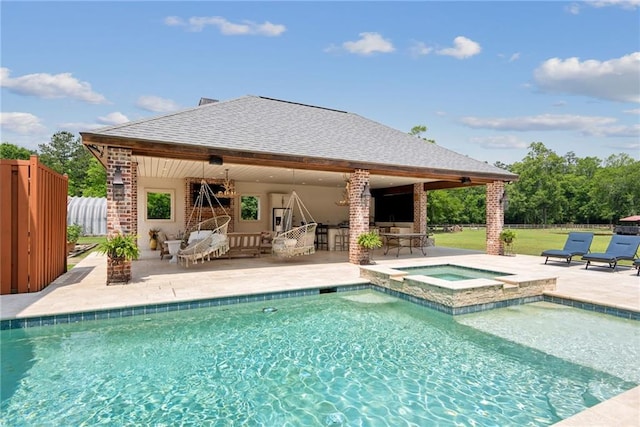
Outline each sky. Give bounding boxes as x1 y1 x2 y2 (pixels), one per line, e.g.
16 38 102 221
1 1 639 165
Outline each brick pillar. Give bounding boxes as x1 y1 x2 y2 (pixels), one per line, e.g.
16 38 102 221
486 181 505 255
106 147 134 282
131 161 138 239
413 183 427 233
348 169 370 264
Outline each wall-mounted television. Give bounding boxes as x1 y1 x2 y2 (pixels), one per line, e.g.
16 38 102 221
374 193 414 223
190 182 231 207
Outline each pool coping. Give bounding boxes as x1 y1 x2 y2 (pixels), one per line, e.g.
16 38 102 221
2 281 637 330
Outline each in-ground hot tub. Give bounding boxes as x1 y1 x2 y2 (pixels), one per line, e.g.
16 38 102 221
396 264 511 281
360 263 557 315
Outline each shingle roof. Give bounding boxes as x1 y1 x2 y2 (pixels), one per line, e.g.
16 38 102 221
86 95 516 179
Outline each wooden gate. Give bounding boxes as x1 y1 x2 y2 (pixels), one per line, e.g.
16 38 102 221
0 156 68 294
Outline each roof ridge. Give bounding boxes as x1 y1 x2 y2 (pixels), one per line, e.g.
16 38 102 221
257 96 349 114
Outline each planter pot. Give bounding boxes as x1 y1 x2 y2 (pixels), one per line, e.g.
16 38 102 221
149 238 157 250
67 242 76 253
107 256 132 284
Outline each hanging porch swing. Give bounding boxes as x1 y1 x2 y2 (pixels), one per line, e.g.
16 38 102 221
177 177 231 267
272 190 318 258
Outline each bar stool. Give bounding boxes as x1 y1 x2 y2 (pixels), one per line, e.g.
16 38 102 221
334 227 349 251
315 223 328 250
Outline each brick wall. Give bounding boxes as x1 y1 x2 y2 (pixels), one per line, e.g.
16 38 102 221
486 181 505 255
184 177 235 233
106 147 133 235
106 147 133 282
348 169 370 264
413 183 427 233
131 161 138 239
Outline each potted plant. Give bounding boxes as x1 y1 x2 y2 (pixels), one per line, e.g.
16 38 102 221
97 233 140 284
66 224 83 253
357 231 383 265
499 229 516 256
148 228 161 250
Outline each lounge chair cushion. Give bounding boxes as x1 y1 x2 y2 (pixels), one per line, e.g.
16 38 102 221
582 235 640 271
541 232 593 264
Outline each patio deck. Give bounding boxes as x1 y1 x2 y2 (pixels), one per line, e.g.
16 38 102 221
1 246 638 425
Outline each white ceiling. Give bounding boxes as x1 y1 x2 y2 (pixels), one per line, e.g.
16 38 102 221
134 156 435 189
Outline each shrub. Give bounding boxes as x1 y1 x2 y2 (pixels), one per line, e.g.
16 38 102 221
67 224 83 243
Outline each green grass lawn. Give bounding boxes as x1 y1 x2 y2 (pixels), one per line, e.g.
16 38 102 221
432 228 625 262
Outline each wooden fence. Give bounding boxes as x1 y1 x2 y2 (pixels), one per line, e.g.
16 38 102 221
0 156 68 294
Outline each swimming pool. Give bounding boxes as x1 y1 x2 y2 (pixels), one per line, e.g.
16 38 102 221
397 264 510 281
1 290 636 425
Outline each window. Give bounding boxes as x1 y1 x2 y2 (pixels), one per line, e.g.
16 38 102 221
146 189 174 221
240 195 260 221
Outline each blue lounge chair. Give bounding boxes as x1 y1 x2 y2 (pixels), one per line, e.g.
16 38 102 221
582 235 640 271
541 232 593 265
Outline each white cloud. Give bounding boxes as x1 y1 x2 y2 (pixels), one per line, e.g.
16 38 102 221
533 52 640 103
58 122 105 132
566 3 582 14
165 16 285 36
164 16 183 26
0 68 107 104
470 135 528 149
509 53 521 62
436 36 481 59
623 108 640 114
608 141 640 151
459 113 616 131
582 124 640 137
341 32 395 56
409 41 433 57
566 0 639 13
552 100 568 107
97 112 129 125
461 113 640 141
135 95 181 113
586 0 640 9
0 112 47 134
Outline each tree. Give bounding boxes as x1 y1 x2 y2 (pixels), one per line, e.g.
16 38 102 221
38 131 92 196
590 155 640 222
0 142 35 160
409 125 436 144
82 157 107 197
507 142 568 224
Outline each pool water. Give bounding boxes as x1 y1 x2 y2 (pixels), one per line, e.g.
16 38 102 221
1 291 636 425
398 264 510 281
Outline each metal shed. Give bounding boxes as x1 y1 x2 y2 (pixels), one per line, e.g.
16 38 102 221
67 196 107 236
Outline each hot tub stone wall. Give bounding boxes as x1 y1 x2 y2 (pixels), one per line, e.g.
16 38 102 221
360 267 556 310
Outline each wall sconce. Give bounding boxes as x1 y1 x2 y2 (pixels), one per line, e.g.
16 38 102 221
460 177 471 184
361 182 371 201
113 165 125 201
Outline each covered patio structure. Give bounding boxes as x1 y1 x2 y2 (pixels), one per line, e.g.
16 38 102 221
81 95 517 268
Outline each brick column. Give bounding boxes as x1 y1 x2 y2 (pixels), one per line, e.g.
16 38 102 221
413 183 427 233
486 181 505 255
348 169 370 264
106 147 134 282
131 161 138 239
